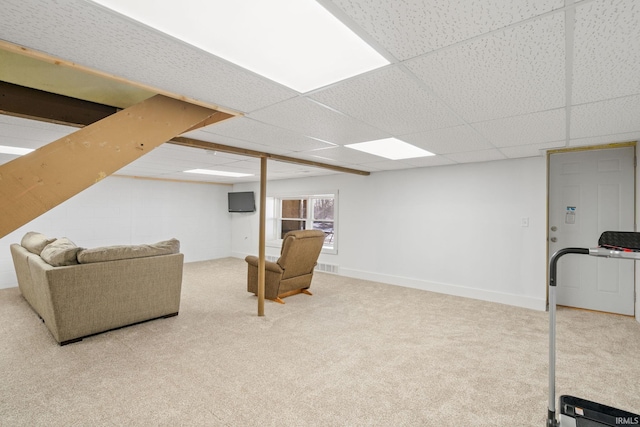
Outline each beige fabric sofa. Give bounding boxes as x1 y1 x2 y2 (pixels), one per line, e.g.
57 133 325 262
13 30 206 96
10 232 183 345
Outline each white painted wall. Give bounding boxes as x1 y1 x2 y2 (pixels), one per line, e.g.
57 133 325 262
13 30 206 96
4 155 634 320
232 156 549 311
0 176 232 289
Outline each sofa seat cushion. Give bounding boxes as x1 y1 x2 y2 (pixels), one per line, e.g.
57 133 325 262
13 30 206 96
21 232 57 255
41 238 82 266
77 238 180 264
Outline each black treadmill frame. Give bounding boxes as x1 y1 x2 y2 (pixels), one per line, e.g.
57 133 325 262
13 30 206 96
547 243 640 427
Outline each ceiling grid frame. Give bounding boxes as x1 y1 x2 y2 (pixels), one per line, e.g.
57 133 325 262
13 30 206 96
0 0 638 182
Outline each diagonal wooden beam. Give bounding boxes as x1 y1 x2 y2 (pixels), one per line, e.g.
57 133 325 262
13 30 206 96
0 83 369 177
183 111 236 133
0 94 223 238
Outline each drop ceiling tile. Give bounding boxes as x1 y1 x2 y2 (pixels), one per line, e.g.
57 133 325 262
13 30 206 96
401 155 456 168
444 149 506 164
401 125 493 154
134 154 198 169
500 141 565 158
0 153 19 166
3 1 639 182
0 115 75 151
261 160 297 172
156 171 236 184
194 152 252 167
0 135 46 150
330 0 564 60
0 114 78 149
301 146 385 164
0 114 77 133
264 160 327 176
248 97 388 144
270 163 337 178
143 145 211 163
154 144 250 163
0 0 297 113
0 122 75 146
569 131 640 148
135 153 195 169
572 0 640 104
127 145 253 176
193 117 335 152
309 65 462 134
179 130 293 156
404 12 565 122
571 95 640 139
124 158 200 173
471 109 566 147
221 159 261 173
358 159 422 171
115 163 172 176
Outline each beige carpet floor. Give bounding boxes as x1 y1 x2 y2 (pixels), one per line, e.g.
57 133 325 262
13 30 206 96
1 257 639 426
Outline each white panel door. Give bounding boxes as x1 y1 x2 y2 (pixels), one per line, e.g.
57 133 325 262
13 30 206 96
548 147 635 315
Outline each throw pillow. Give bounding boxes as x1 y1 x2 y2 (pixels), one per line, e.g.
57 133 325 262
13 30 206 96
40 238 83 266
77 238 180 264
21 232 57 255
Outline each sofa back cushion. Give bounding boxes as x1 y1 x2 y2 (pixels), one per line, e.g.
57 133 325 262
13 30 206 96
40 238 83 266
21 232 57 255
77 238 180 264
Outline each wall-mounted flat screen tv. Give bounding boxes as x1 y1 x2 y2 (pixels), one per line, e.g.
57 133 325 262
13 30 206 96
228 191 256 213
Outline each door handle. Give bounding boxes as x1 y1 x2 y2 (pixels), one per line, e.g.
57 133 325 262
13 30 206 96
550 237 557 242
550 226 557 232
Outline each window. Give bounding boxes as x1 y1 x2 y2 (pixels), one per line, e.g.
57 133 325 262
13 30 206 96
268 192 337 253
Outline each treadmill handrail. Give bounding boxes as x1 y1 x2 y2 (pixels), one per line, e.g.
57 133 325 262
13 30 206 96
548 247 589 427
549 248 589 287
547 239 640 426
589 247 640 259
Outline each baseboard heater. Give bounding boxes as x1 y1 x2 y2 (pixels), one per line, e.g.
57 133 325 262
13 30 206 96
264 255 338 274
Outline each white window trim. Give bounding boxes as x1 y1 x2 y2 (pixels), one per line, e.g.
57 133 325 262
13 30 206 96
266 190 338 255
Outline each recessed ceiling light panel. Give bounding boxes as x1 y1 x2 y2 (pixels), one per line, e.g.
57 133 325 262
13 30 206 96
345 138 435 160
89 0 389 93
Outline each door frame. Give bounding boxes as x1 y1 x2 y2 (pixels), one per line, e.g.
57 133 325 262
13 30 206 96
545 141 638 318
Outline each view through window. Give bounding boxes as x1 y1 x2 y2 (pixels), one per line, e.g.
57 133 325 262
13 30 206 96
268 193 336 251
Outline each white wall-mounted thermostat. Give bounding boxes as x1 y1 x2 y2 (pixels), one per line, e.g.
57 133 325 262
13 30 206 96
565 206 576 225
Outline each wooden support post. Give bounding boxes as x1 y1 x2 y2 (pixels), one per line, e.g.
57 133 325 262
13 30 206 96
0 94 227 238
258 156 267 316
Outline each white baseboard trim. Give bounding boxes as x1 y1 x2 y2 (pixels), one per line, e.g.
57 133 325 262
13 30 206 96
228 253 546 311
340 267 546 311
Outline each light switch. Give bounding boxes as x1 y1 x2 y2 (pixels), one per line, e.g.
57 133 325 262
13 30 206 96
521 217 529 227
